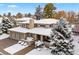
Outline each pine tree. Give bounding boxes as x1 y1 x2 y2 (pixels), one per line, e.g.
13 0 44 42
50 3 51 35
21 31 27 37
35 5 42 20
1 17 13 33
25 14 28 17
8 16 17 27
28 13 31 17
43 3 56 18
50 17 74 55
3 13 6 17
7 12 11 17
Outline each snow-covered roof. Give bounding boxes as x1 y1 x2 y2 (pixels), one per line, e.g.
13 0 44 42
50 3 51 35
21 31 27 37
19 18 59 25
16 17 33 22
35 19 59 24
9 27 52 36
8 27 29 33
29 27 52 36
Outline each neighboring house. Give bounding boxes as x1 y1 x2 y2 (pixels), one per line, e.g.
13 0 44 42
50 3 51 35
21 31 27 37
8 18 59 45
18 18 58 28
0 17 3 34
73 24 79 33
0 23 3 35
15 17 33 26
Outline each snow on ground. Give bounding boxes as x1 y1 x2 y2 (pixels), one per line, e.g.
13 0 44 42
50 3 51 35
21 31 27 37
26 35 79 55
4 44 29 55
26 48 52 55
0 34 9 40
72 35 79 55
0 52 5 55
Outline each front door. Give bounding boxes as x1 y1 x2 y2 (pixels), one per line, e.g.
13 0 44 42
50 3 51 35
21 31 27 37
37 35 41 40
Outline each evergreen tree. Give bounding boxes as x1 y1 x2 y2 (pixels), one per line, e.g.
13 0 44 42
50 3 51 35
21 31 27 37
35 5 42 20
50 17 74 55
1 17 13 33
3 13 6 17
8 16 17 27
28 13 31 17
25 14 28 17
16 12 23 18
43 3 56 18
0 15 2 17
7 12 11 17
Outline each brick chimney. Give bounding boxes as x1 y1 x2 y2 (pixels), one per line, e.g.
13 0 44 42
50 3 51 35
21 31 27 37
28 19 34 29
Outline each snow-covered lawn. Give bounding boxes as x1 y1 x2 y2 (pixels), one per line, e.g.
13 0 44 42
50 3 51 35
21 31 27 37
0 52 4 55
26 48 52 55
26 35 79 55
72 35 79 55
0 34 9 40
0 34 79 55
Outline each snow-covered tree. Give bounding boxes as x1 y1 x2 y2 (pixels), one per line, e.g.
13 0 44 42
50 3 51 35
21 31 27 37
8 16 17 27
1 17 13 33
49 17 74 55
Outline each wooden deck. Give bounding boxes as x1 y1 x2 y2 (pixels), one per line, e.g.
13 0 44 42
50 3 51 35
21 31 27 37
0 39 35 55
